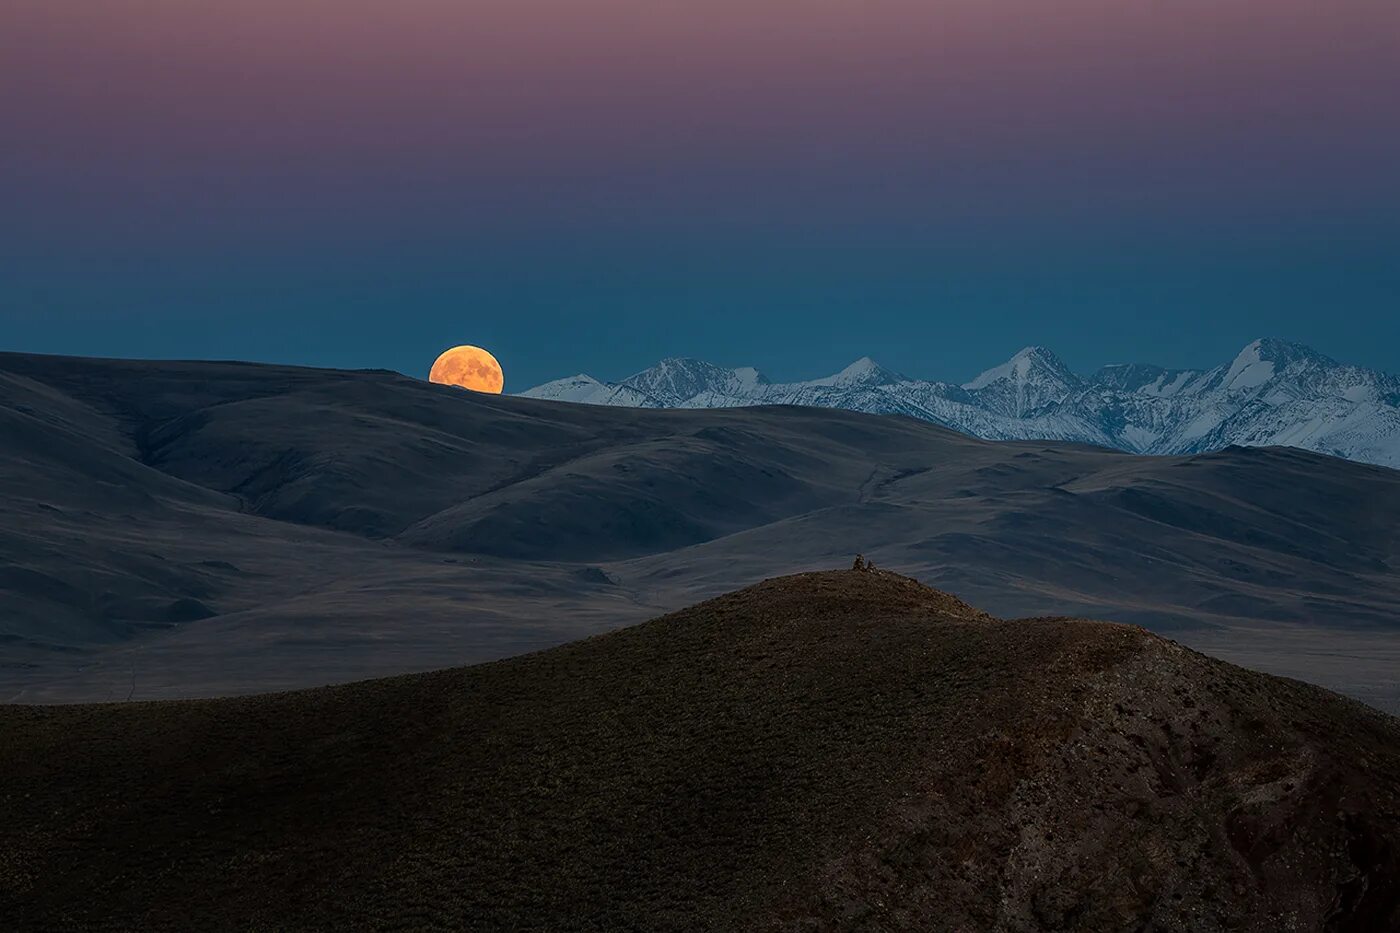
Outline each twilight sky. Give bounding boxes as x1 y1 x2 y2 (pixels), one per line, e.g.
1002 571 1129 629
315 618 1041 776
3 0 1398 388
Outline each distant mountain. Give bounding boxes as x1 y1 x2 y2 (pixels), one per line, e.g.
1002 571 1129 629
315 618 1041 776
521 339 1400 468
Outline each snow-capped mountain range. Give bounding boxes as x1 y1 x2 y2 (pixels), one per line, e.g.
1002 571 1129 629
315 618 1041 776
520 339 1400 468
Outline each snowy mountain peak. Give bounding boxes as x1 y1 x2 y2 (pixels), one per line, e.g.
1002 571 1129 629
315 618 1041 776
519 374 660 407
964 346 1075 390
1243 338 1333 366
620 358 769 403
813 357 903 388
962 346 1081 417
519 340 1400 469
1016 344 1064 363
1214 338 1337 396
730 366 770 389
841 355 882 376
520 373 602 396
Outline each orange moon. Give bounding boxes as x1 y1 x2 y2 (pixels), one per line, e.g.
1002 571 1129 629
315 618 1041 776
429 345 504 394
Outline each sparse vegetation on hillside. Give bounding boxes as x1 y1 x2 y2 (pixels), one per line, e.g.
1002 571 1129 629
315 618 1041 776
2 570 1397 930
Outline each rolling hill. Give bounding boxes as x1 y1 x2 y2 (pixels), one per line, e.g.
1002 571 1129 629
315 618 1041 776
1 351 1398 709
2 571 1396 931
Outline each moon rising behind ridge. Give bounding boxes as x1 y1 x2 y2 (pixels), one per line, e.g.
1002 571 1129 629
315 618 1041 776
429 345 505 394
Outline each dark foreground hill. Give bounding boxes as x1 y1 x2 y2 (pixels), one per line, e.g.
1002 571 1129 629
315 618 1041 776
3 571 1397 931
2 351 1399 709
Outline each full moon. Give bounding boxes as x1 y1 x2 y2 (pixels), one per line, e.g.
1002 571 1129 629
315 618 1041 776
429 345 505 394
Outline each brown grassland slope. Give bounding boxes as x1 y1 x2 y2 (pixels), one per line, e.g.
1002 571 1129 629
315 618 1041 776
2 570 1398 931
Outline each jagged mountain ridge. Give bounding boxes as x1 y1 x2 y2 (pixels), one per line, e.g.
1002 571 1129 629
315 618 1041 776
522 338 1400 468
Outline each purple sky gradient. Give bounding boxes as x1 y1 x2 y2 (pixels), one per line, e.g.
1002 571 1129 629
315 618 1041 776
3 0 1398 383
